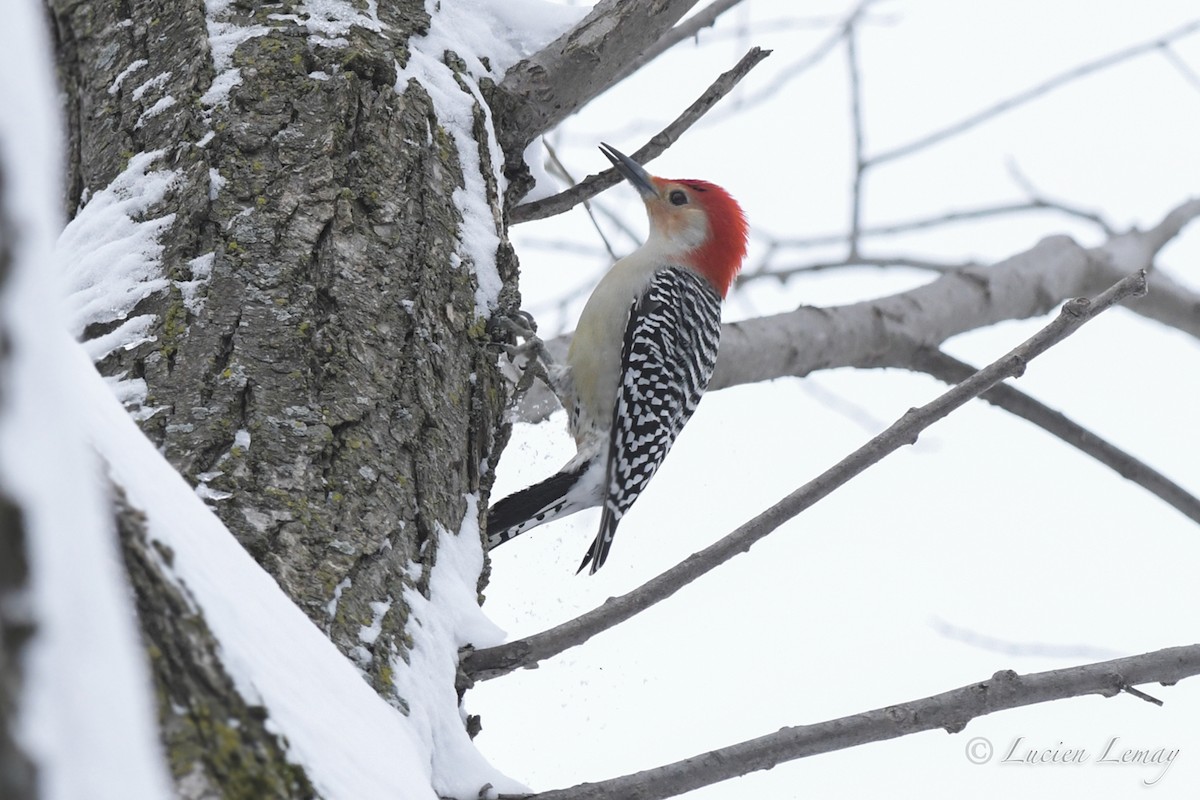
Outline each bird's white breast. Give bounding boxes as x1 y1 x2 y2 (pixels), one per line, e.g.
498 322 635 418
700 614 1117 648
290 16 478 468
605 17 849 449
566 246 675 443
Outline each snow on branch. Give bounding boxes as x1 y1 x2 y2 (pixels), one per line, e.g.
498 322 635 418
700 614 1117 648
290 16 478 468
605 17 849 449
464 270 1147 681
510 644 1200 800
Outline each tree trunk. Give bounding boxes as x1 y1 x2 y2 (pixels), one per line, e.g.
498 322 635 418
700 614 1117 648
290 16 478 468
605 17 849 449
48 0 516 792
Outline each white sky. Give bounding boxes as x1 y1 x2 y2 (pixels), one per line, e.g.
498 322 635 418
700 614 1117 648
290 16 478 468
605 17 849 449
474 1 1200 797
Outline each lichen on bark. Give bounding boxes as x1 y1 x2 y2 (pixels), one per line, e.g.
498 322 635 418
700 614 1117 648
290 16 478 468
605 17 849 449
118 495 315 798
48 0 522 787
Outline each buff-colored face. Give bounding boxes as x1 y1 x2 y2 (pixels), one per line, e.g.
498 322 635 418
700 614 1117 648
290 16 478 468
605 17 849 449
600 144 709 252
599 142 748 296
644 179 711 251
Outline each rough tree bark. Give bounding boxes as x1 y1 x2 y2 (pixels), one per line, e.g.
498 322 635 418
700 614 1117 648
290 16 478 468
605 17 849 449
47 0 516 792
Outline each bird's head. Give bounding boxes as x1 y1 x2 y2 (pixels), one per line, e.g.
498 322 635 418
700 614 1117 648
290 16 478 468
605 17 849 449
600 143 748 298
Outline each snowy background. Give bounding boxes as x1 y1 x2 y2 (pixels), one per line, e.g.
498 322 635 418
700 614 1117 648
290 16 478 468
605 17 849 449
2 0 1197 798
475 1 1200 798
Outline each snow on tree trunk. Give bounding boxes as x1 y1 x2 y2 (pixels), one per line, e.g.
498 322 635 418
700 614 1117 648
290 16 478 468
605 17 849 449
47 0 520 794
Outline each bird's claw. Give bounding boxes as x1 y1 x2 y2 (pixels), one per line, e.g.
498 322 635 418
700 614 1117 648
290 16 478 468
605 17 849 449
494 309 538 340
493 309 556 399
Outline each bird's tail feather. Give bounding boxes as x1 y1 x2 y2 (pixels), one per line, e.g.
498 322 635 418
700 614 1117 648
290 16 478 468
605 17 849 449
577 503 620 575
486 462 591 549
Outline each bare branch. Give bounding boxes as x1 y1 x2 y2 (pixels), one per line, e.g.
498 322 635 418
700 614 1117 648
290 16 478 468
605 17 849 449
510 47 771 224
464 270 1146 681
868 19 1200 166
511 644 1200 800
495 0 702 158
908 348 1200 526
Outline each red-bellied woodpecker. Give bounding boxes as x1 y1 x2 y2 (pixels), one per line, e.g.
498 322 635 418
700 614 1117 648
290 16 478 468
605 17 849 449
488 143 748 574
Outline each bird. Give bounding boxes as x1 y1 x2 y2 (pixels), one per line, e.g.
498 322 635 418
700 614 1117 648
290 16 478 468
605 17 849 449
487 143 748 574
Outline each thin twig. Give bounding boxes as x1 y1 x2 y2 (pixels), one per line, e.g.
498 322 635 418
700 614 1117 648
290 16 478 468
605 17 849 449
845 21 866 257
510 47 772 225
464 271 1148 681
1160 44 1200 93
542 138 620 261
512 238 611 259
738 255 977 286
710 0 880 120
690 12 893 43
1122 683 1165 707
747 200 1114 255
1006 159 1116 236
509 644 1199 800
869 19 1200 166
908 348 1200 526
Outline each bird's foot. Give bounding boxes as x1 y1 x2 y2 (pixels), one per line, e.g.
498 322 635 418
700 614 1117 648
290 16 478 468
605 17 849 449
492 310 556 398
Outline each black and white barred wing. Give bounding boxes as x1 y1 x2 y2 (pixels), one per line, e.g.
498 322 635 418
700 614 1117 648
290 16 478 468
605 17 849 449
579 266 723 574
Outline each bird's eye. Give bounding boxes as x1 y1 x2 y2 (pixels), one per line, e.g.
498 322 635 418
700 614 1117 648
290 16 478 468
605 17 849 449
669 189 688 206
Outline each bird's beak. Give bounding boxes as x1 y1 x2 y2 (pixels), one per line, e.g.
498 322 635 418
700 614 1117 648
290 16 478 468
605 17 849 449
599 143 657 200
